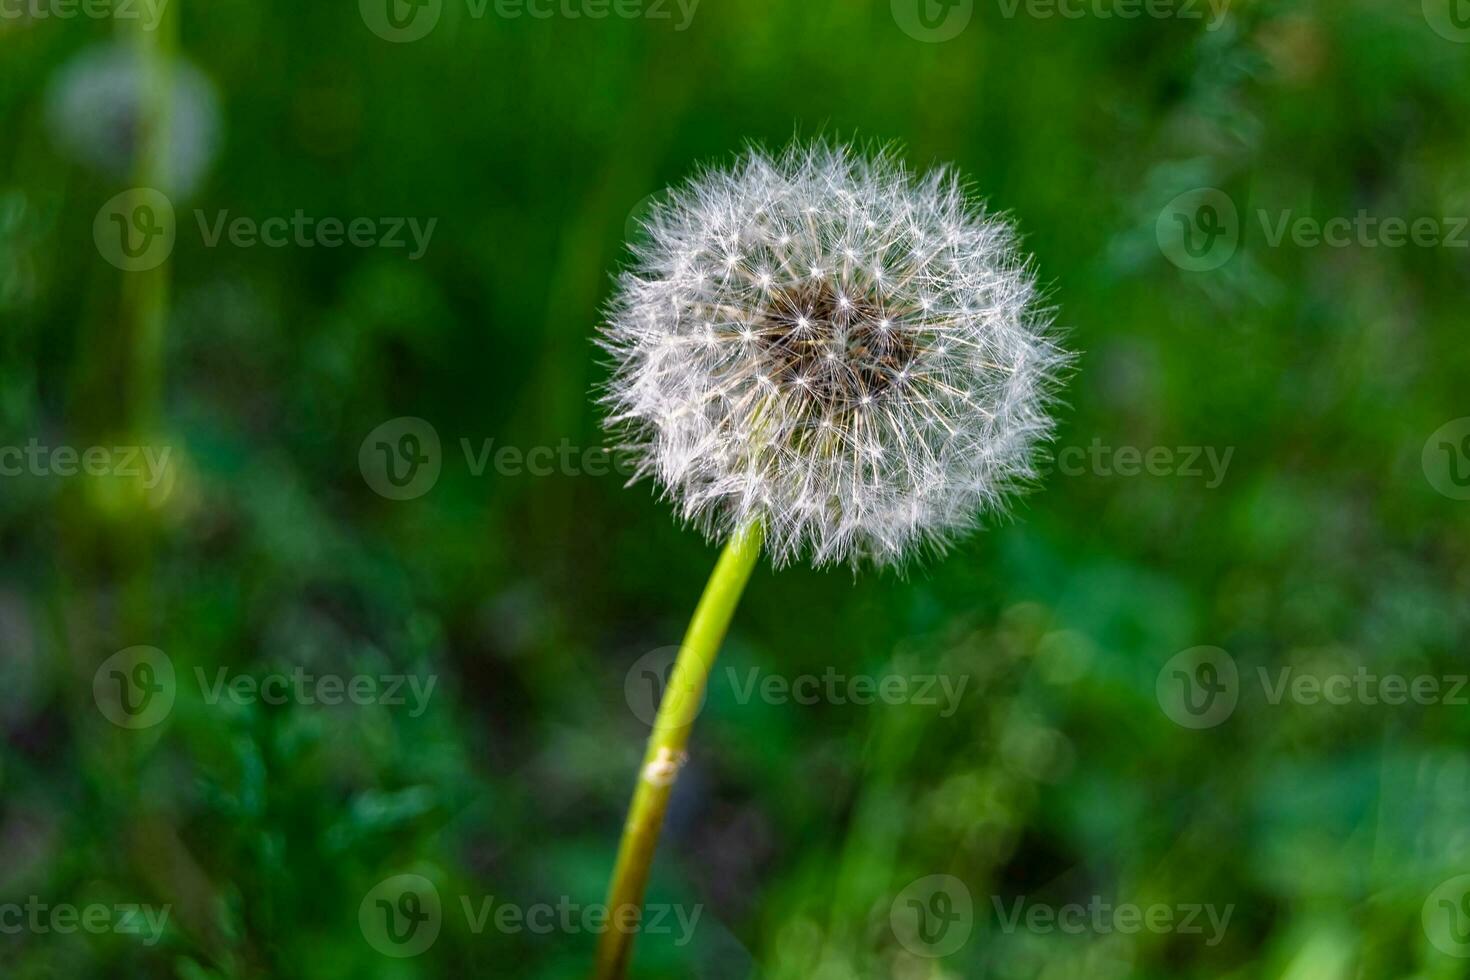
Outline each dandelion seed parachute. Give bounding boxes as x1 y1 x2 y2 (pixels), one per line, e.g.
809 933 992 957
600 143 1068 569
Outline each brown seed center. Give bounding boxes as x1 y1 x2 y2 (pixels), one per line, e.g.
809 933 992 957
754 281 915 410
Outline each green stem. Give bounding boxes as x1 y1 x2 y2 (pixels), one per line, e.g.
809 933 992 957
592 521 764 980
118 0 177 641
127 0 176 441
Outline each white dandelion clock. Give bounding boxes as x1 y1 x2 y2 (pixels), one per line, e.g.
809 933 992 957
45 42 222 199
600 142 1067 569
593 142 1070 980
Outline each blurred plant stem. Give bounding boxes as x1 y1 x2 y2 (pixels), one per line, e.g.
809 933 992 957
592 522 764 980
119 2 176 635
125 0 174 437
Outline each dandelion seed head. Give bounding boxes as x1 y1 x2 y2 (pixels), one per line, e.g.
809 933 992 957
600 142 1069 569
45 41 221 199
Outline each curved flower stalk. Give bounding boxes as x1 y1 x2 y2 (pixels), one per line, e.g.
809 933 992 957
593 142 1068 978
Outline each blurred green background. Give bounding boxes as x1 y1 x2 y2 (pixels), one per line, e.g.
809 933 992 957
3 0 1470 976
